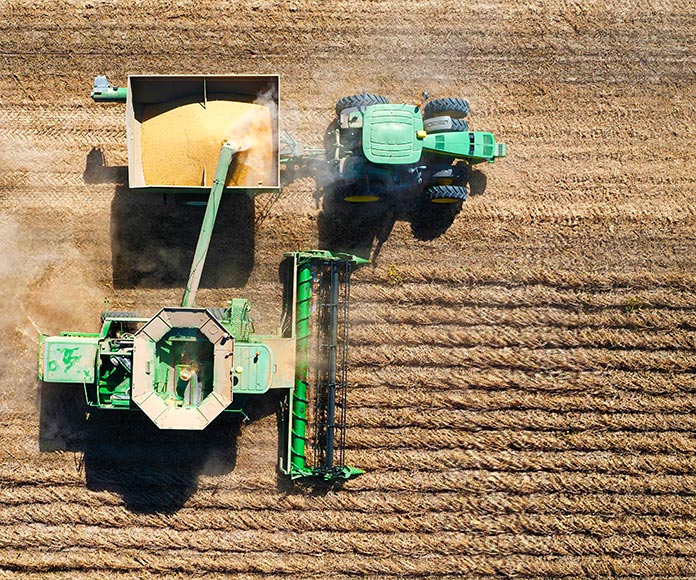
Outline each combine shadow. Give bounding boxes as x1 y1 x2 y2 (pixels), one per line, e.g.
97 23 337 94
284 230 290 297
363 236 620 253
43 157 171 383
39 382 277 514
85 147 255 290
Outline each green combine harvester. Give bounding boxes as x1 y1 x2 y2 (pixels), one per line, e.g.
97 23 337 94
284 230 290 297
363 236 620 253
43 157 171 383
38 76 368 481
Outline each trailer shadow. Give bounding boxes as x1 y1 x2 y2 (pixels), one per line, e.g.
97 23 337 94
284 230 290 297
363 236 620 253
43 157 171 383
39 382 277 514
110 188 255 290
85 148 255 290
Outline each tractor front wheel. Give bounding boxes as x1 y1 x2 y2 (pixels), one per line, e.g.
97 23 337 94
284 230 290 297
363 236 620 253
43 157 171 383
427 184 468 204
423 98 470 119
335 93 389 117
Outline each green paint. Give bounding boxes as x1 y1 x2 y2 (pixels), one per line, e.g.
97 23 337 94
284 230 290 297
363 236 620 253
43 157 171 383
181 142 237 308
230 343 273 394
41 336 98 383
91 86 127 102
362 104 424 165
421 131 506 163
290 261 312 473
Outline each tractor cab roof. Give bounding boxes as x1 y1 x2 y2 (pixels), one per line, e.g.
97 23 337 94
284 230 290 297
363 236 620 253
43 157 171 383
362 104 424 165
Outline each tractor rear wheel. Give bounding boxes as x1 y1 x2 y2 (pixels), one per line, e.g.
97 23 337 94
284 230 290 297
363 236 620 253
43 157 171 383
424 117 469 133
427 184 468 204
338 182 381 203
424 98 470 119
335 93 389 117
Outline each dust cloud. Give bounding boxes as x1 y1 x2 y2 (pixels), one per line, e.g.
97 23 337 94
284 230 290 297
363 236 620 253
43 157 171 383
0 213 106 414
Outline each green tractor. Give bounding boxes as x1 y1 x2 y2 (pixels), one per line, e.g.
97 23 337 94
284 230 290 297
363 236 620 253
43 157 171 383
328 92 506 203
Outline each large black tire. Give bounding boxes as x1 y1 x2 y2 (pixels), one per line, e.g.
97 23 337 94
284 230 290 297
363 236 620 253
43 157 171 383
424 117 469 133
427 184 468 204
430 166 469 186
424 98 470 119
335 93 389 117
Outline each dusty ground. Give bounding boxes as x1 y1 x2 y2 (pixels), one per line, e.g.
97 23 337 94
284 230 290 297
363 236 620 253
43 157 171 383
1 0 696 577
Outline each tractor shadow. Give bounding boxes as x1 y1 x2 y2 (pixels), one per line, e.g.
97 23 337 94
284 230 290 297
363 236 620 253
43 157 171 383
315 123 488 265
85 147 255 290
39 382 278 514
317 184 470 265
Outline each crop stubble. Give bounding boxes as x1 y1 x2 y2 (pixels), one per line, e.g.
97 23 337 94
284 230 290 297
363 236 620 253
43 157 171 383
0 0 695 578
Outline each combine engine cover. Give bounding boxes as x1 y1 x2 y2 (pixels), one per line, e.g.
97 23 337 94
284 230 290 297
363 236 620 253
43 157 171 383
131 308 234 430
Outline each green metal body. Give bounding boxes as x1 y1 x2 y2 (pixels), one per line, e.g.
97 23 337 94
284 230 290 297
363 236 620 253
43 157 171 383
290 261 312 474
362 105 425 164
181 141 237 308
331 100 506 201
361 104 504 165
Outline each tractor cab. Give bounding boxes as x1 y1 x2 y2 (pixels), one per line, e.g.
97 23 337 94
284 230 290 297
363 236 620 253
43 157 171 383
361 104 424 165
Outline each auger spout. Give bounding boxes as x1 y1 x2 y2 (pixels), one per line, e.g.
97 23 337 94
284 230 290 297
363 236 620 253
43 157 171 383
181 141 238 308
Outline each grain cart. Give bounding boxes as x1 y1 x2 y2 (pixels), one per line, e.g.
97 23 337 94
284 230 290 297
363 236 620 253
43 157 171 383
39 84 367 480
328 92 506 203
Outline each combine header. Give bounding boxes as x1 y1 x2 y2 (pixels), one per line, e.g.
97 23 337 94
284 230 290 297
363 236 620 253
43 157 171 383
39 78 368 481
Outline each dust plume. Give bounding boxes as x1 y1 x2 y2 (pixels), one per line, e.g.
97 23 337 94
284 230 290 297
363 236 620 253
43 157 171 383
0 213 105 413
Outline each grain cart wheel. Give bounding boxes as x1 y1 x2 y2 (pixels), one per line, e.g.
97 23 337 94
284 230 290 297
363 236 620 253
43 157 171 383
335 93 389 117
427 184 468 204
423 98 470 119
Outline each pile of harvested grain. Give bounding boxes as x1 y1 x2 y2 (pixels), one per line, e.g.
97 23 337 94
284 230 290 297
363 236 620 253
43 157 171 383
141 95 274 187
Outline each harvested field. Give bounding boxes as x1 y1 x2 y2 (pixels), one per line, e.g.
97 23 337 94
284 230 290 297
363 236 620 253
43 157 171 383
1 0 696 578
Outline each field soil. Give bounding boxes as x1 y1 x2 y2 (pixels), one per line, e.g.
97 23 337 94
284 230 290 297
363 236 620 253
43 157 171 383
1 0 695 578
